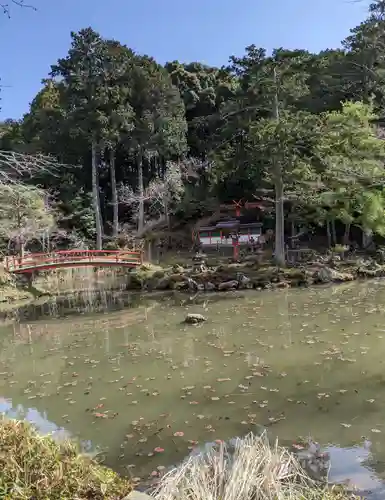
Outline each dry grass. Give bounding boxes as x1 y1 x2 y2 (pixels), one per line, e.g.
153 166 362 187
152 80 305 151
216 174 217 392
0 418 132 499
153 432 359 500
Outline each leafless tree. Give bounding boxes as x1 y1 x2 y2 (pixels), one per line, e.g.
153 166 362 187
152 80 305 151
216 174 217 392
0 150 64 184
0 183 55 257
119 161 184 235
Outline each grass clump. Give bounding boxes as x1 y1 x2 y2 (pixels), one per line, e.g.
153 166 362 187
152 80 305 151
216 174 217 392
0 418 132 499
153 432 359 500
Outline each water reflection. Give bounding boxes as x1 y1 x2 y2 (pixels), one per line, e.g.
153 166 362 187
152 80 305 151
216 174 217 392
0 397 97 455
327 445 385 498
3 282 385 493
0 396 69 439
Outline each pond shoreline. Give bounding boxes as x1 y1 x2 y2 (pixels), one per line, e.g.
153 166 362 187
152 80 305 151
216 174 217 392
0 267 382 498
127 256 385 294
1 256 384 318
0 418 357 500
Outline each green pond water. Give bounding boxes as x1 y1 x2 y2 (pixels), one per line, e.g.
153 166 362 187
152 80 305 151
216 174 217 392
3 280 385 495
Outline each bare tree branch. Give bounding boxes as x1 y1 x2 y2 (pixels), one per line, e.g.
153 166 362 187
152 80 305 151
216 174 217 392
1 0 36 17
119 161 185 236
0 150 69 184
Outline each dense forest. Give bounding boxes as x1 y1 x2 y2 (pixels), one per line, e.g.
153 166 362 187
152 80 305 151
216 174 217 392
3 1 385 264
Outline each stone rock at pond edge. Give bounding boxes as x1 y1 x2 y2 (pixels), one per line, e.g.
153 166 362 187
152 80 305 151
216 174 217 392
314 267 354 284
184 313 207 324
168 273 187 283
276 281 289 288
292 442 330 482
237 273 251 289
218 280 238 291
173 277 199 292
204 281 216 291
155 276 172 290
123 491 152 500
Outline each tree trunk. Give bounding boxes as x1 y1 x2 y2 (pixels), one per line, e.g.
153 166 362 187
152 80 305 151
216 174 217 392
137 152 144 233
363 229 373 249
326 219 331 248
21 241 26 258
109 149 119 238
343 223 351 246
147 239 152 262
272 67 285 267
331 219 337 247
91 140 103 250
274 174 285 267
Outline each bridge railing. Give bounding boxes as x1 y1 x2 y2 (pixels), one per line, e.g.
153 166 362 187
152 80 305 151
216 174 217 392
4 249 143 273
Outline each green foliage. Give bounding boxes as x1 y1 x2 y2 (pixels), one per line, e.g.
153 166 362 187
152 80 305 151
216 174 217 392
0 184 54 249
0 418 131 499
314 102 385 234
3 1 385 248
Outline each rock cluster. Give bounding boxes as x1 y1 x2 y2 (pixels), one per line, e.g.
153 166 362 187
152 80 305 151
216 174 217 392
126 258 385 293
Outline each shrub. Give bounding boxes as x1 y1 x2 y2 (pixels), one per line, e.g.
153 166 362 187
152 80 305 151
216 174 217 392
153 432 358 500
0 418 132 499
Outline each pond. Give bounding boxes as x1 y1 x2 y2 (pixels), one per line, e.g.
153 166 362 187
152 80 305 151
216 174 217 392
2 281 385 496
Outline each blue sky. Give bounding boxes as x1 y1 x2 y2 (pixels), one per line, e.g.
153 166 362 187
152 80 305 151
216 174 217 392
0 0 371 119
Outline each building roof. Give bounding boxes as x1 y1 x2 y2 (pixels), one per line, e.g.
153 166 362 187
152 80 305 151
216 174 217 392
199 221 263 231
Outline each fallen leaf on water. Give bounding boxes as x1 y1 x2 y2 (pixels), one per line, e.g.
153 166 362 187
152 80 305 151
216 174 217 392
173 431 184 437
211 397 220 401
340 423 351 428
154 447 165 453
371 429 381 433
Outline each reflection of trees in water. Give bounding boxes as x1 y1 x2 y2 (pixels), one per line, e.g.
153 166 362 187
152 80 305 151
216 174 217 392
364 440 385 478
15 289 157 323
182 336 196 367
37 268 128 294
0 398 96 455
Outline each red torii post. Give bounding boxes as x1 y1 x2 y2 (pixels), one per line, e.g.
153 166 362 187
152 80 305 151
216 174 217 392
218 200 264 260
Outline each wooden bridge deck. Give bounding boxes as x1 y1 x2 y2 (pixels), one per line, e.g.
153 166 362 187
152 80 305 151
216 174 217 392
4 250 143 274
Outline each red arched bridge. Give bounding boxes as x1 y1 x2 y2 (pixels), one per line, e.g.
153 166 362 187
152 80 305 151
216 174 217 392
4 250 143 274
